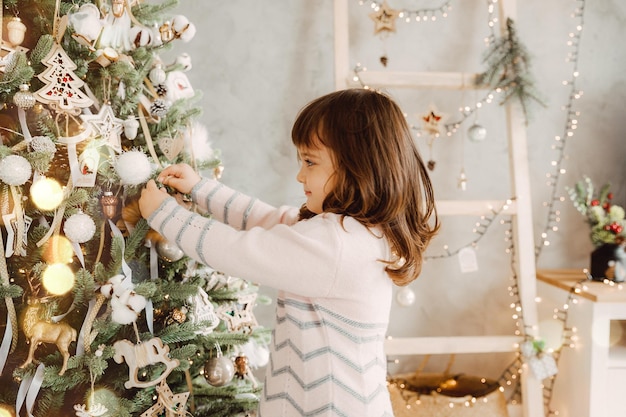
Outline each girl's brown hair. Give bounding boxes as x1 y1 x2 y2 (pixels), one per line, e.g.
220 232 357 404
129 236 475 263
292 89 439 286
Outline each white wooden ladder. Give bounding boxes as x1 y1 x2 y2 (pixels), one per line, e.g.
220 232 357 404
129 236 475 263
332 1 543 416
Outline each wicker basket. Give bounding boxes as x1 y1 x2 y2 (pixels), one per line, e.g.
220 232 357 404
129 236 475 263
387 356 509 417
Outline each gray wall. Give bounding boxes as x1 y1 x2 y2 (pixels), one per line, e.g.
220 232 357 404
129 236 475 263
170 0 626 378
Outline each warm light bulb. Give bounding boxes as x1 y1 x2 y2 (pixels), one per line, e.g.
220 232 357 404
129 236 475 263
42 263 75 295
0 406 14 417
30 177 64 211
43 235 74 264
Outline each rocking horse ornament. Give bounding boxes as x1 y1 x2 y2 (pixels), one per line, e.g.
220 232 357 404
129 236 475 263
113 336 180 389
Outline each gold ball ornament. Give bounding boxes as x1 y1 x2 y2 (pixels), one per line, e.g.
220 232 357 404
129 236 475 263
203 356 235 387
30 177 64 211
7 17 26 47
13 84 36 109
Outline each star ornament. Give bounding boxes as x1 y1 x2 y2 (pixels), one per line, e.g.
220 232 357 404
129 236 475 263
369 1 399 35
140 381 189 417
420 104 448 137
81 104 124 153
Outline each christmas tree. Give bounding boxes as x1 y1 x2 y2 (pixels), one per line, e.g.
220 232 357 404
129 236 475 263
0 1 268 416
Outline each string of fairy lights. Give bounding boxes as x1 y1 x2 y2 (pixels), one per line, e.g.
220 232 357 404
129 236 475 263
535 0 586 257
357 0 604 414
358 0 453 23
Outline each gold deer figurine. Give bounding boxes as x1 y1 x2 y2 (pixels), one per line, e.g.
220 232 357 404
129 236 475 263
20 298 77 375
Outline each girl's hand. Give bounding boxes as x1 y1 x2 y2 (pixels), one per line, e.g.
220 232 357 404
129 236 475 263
139 180 171 219
157 163 201 194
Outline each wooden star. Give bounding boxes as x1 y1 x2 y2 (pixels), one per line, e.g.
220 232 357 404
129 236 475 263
140 381 189 417
369 1 399 35
81 103 124 153
3 211 32 257
420 104 448 137
216 292 258 334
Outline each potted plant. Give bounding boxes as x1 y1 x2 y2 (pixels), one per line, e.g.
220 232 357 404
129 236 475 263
567 176 626 281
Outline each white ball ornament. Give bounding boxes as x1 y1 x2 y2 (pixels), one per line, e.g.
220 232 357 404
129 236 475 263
467 123 487 142
0 155 32 185
63 212 96 243
149 64 167 85
396 286 416 307
115 150 152 185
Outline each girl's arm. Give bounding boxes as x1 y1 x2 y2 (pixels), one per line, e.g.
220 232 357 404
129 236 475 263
190 178 299 230
147 197 341 297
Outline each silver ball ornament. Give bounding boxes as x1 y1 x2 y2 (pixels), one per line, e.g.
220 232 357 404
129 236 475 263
204 356 235 387
467 123 487 142
156 239 185 262
13 84 36 110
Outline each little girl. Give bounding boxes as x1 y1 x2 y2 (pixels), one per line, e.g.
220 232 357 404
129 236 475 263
139 88 439 416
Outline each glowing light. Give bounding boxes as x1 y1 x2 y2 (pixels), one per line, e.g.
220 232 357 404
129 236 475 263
42 263 75 295
0 405 14 417
30 177 64 211
43 235 74 264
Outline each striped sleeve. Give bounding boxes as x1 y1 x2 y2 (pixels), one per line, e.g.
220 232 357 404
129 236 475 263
190 178 299 230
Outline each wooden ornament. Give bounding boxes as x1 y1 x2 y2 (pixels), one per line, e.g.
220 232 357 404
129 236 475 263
113 337 180 389
157 135 185 161
369 1 399 35
216 292 258 334
140 380 189 417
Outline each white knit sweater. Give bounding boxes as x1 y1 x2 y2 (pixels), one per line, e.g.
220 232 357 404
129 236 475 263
147 178 394 416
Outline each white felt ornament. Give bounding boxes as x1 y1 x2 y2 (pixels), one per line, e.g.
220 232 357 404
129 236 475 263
115 150 152 185
183 122 215 162
68 4 103 46
0 155 32 185
64 212 96 243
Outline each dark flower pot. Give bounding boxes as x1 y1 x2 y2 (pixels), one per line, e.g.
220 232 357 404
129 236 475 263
590 243 626 282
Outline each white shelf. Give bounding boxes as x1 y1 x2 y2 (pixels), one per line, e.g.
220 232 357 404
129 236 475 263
346 70 485 90
385 335 524 356
437 199 517 216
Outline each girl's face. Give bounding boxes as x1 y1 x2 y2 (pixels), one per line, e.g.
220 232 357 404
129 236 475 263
296 141 336 215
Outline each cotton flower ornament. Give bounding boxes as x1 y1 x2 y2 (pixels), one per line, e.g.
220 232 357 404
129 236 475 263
567 176 625 247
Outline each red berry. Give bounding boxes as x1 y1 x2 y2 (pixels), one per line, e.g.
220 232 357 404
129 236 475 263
591 199 600 206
